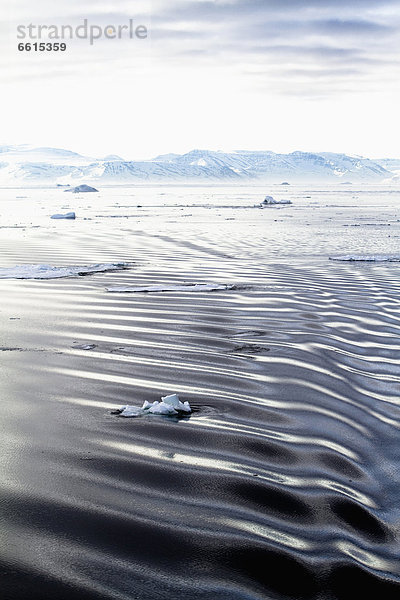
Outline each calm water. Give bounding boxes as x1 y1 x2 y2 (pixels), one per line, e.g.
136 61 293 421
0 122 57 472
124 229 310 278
1 184 400 599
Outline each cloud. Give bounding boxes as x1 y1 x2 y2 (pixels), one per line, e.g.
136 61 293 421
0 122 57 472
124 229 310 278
4 1 399 96
145 0 400 97
1 0 399 158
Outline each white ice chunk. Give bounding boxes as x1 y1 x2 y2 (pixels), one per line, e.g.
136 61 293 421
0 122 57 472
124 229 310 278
64 185 98 193
161 393 192 412
114 394 192 417
119 405 145 417
149 401 177 415
141 400 153 411
51 212 76 219
0 262 128 279
107 283 233 293
161 394 181 408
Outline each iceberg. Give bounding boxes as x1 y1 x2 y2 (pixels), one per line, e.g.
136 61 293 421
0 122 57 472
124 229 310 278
0 262 128 279
51 212 76 219
115 394 192 418
107 283 234 293
64 184 98 193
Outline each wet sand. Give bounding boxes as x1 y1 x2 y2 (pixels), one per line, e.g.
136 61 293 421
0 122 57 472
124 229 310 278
1 184 400 599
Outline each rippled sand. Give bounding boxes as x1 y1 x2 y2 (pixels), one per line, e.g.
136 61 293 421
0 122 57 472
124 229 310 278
1 184 400 599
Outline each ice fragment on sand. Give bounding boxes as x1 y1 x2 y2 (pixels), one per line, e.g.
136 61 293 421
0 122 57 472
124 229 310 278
51 212 76 219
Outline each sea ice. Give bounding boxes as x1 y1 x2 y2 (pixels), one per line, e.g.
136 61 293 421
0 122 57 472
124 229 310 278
74 344 96 350
261 196 292 205
117 394 191 418
148 401 178 415
51 212 76 219
161 393 192 412
118 405 144 417
64 184 99 193
0 262 128 279
329 255 400 262
107 283 234 293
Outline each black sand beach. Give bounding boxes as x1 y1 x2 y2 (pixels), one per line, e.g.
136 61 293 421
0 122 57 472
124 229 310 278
1 185 400 599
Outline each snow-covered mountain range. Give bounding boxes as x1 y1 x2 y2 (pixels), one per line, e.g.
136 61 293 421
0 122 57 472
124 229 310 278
0 145 398 184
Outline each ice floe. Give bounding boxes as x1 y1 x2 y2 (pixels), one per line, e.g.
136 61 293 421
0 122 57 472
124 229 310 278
230 344 270 354
51 212 76 219
0 262 128 279
330 255 400 262
74 344 97 350
115 394 192 418
107 283 234 293
65 184 99 193
261 195 292 206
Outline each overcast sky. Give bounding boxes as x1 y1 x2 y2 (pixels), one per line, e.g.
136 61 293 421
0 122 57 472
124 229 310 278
1 0 399 159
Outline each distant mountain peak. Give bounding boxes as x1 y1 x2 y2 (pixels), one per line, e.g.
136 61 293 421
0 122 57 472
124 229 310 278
0 145 397 184
102 154 125 162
